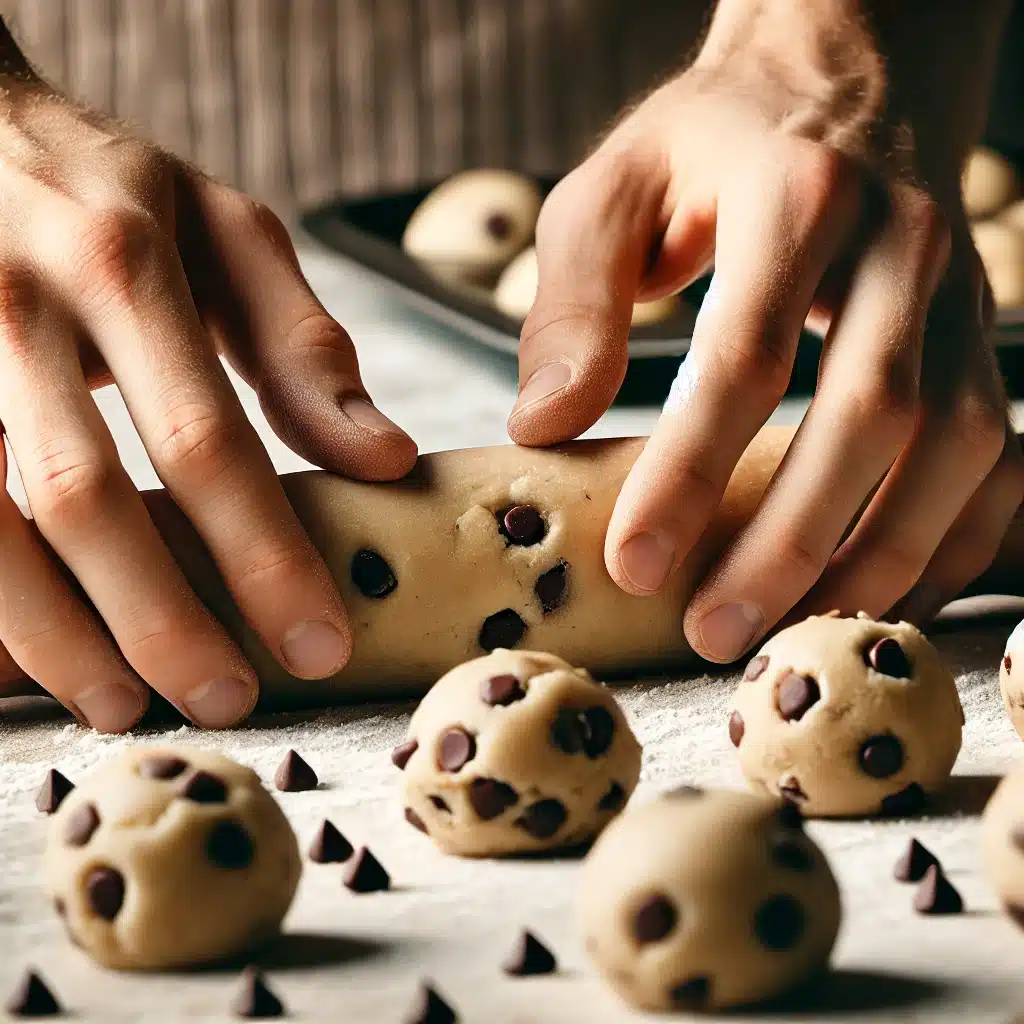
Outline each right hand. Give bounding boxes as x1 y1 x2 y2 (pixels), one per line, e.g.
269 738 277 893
0 65 417 731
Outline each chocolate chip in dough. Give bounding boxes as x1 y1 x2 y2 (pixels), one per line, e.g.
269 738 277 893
207 820 255 870
230 965 285 1019
598 782 626 812
744 655 769 681
581 707 615 757
515 798 567 839
479 609 527 652
777 674 820 721
86 867 125 920
485 212 513 240
670 977 711 1010
728 711 745 747
4 969 62 1018
858 735 904 779
779 776 808 802
777 801 804 829
502 930 557 976
550 706 614 758
913 864 963 914
1005 655 1013 673
343 847 390 893
392 739 418 770
405 808 428 834
866 637 912 678
772 840 813 873
880 783 926 817
534 562 568 613
308 819 353 863
499 504 546 546
634 894 677 944
429 795 451 812
468 778 518 820
437 727 476 772
480 674 525 706
403 982 457 1024
1005 903 1024 930
350 548 397 599
893 838 939 883
274 750 318 792
180 770 229 804
138 755 188 780
64 804 100 847
754 894 806 951
36 770 74 815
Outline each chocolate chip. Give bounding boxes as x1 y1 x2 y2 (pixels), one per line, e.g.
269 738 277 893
180 770 228 804
437 727 476 772
582 707 615 757
535 562 568 613
777 801 804 829
53 899 65 919
64 803 100 847
480 674 526 706
772 840 813 872
777 674 820 721
598 782 626 812
403 982 456 1024
4 969 62 1017
138 755 188 780
392 739 418 770
308 819 353 863
485 212 512 240
894 838 939 883
429 795 450 812
343 846 390 893
913 864 963 914
1005 903 1024 930
515 798 567 839
500 505 545 546
728 711 745 747
350 548 397 598
866 637 912 678
468 778 518 820
1005 655 1013 673
754 894 805 950
405 807 428 834
779 777 808 802
35 769 74 814
670 977 710 1009
550 706 615 758
858 735 904 779
207 820 255 870
479 609 527 652
880 783 926 817
744 655 769 681
86 866 125 920
230 965 285 1019
502 930 557 976
634 894 677 943
274 750 318 792
550 708 585 754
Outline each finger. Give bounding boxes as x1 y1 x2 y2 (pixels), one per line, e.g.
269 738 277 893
178 173 417 481
683 185 950 660
507 145 677 446
606 142 861 605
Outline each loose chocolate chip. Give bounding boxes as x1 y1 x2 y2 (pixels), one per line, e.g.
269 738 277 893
480 674 526 706
744 655 769 682
429 795 451 812
867 637 912 678
500 505 546 546
64 803 100 847
403 982 456 1024
35 769 74 815
779 777 808 802
274 750 318 792
777 674 820 721
181 770 228 804
308 820 353 863
1005 903 1024 930
754 894 805 951
880 783 926 817
634 894 677 944
207 820 255 870
344 846 390 893
516 798 567 839
728 711 745 747
86 867 125 920
534 562 568 613
405 807 428 834
1005 655 1013 674
772 840 813 872
392 739 418 770
913 864 963 914
231 965 285 1019
350 548 397 599
4 969 62 1018
894 838 939 883
777 801 804 830
138 756 188 780
598 782 626 812
502 930 557 976
479 609 527 652
858 735 904 779
468 778 518 820
437 727 476 772
670 977 710 1009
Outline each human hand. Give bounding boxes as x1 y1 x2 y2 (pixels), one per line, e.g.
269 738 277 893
508 0 1023 662
0 44 416 730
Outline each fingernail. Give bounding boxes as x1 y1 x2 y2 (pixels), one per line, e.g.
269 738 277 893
73 682 146 734
617 531 677 593
892 584 944 626
699 601 765 662
341 397 407 437
281 619 349 679
513 362 572 413
183 677 256 729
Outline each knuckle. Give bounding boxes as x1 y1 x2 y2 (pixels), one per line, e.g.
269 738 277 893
69 206 163 303
285 311 357 364
774 527 829 580
156 404 245 489
0 266 40 350
214 186 290 249
950 394 1006 467
232 542 309 595
896 188 950 277
786 141 850 214
841 362 919 447
30 442 119 530
716 326 792 404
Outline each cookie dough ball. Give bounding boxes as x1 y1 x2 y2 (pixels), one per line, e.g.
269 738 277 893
729 613 963 817
44 747 301 969
982 760 1024 927
999 620 1024 740
963 146 1019 219
402 170 541 285
493 246 679 325
395 649 641 856
579 788 840 1012
972 220 1024 309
